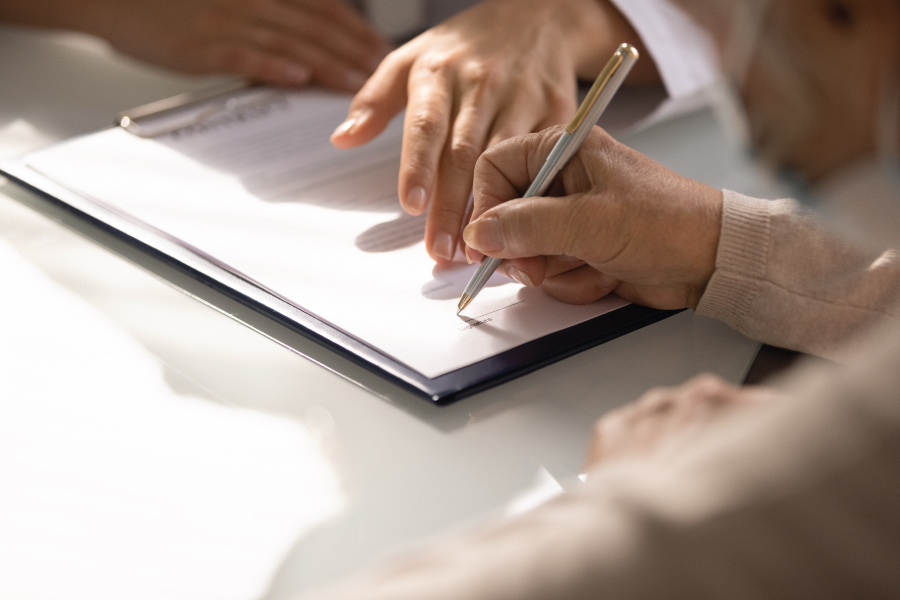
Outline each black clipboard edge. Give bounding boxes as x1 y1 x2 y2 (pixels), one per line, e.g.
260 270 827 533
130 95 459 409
1 163 679 404
430 304 678 404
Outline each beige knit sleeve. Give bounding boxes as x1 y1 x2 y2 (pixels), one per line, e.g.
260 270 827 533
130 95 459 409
696 190 900 359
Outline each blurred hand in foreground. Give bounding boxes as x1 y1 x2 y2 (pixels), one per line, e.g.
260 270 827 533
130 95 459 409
464 125 723 310
1 0 391 91
331 0 658 263
584 374 780 470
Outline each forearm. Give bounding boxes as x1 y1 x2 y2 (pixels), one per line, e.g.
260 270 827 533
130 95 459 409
697 191 900 359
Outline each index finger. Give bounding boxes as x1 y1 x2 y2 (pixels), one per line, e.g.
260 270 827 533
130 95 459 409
466 127 567 262
331 48 414 149
470 126 568 223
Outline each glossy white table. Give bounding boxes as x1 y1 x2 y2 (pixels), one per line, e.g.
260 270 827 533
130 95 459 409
0 25 768 600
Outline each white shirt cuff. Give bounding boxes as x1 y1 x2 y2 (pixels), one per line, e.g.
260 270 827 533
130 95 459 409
608 0 720 123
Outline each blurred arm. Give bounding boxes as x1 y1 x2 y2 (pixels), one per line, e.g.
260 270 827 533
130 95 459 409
0 0 391 92
299 323 900 600
0 0 90 29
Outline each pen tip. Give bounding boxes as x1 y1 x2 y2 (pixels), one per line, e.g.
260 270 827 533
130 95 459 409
457 294 473 314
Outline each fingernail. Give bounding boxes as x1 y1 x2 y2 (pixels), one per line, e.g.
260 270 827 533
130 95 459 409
463 216 504 252
332 109 371 140
433 233 455 262
332 116 358 139
466 248 485 264
344 69 369 91
507 267 534 288
285 64 311 87
405 186 427 214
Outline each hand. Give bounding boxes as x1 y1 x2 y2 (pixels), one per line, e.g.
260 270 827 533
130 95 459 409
463 126 724 310
47 0 391 91
583 374 780 470
331 0 658 263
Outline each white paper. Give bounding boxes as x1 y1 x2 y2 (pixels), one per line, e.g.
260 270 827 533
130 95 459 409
0 238 343 600
23 89 627 378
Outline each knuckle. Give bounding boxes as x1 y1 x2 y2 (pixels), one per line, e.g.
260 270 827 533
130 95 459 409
448 138 482 169
640 388 670 408
407 110 446 140
689 373 724 390
418 51 457 75
461 61 503 90
651 397 677 414
697 374 731 397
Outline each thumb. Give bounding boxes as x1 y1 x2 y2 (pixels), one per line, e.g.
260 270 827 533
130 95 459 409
463 194 587 260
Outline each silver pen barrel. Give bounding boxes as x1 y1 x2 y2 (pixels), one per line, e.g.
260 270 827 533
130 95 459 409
459 130 575 306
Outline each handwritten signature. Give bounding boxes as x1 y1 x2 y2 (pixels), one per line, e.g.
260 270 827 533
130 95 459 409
457 317 493 332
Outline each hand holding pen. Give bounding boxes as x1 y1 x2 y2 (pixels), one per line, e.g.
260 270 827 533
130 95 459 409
457 44 640 313
462 52 725 313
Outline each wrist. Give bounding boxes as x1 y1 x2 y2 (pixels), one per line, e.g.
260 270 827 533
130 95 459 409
686 186 723 310
564 0 661 84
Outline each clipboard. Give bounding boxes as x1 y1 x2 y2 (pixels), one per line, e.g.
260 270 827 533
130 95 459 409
0 85 678 404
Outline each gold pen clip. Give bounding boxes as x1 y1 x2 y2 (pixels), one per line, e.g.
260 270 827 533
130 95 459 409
566 44 637 134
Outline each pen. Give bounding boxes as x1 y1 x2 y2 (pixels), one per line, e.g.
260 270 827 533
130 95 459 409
457 43 639 314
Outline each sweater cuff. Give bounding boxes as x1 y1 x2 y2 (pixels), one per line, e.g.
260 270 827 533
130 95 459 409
696 191 772 329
